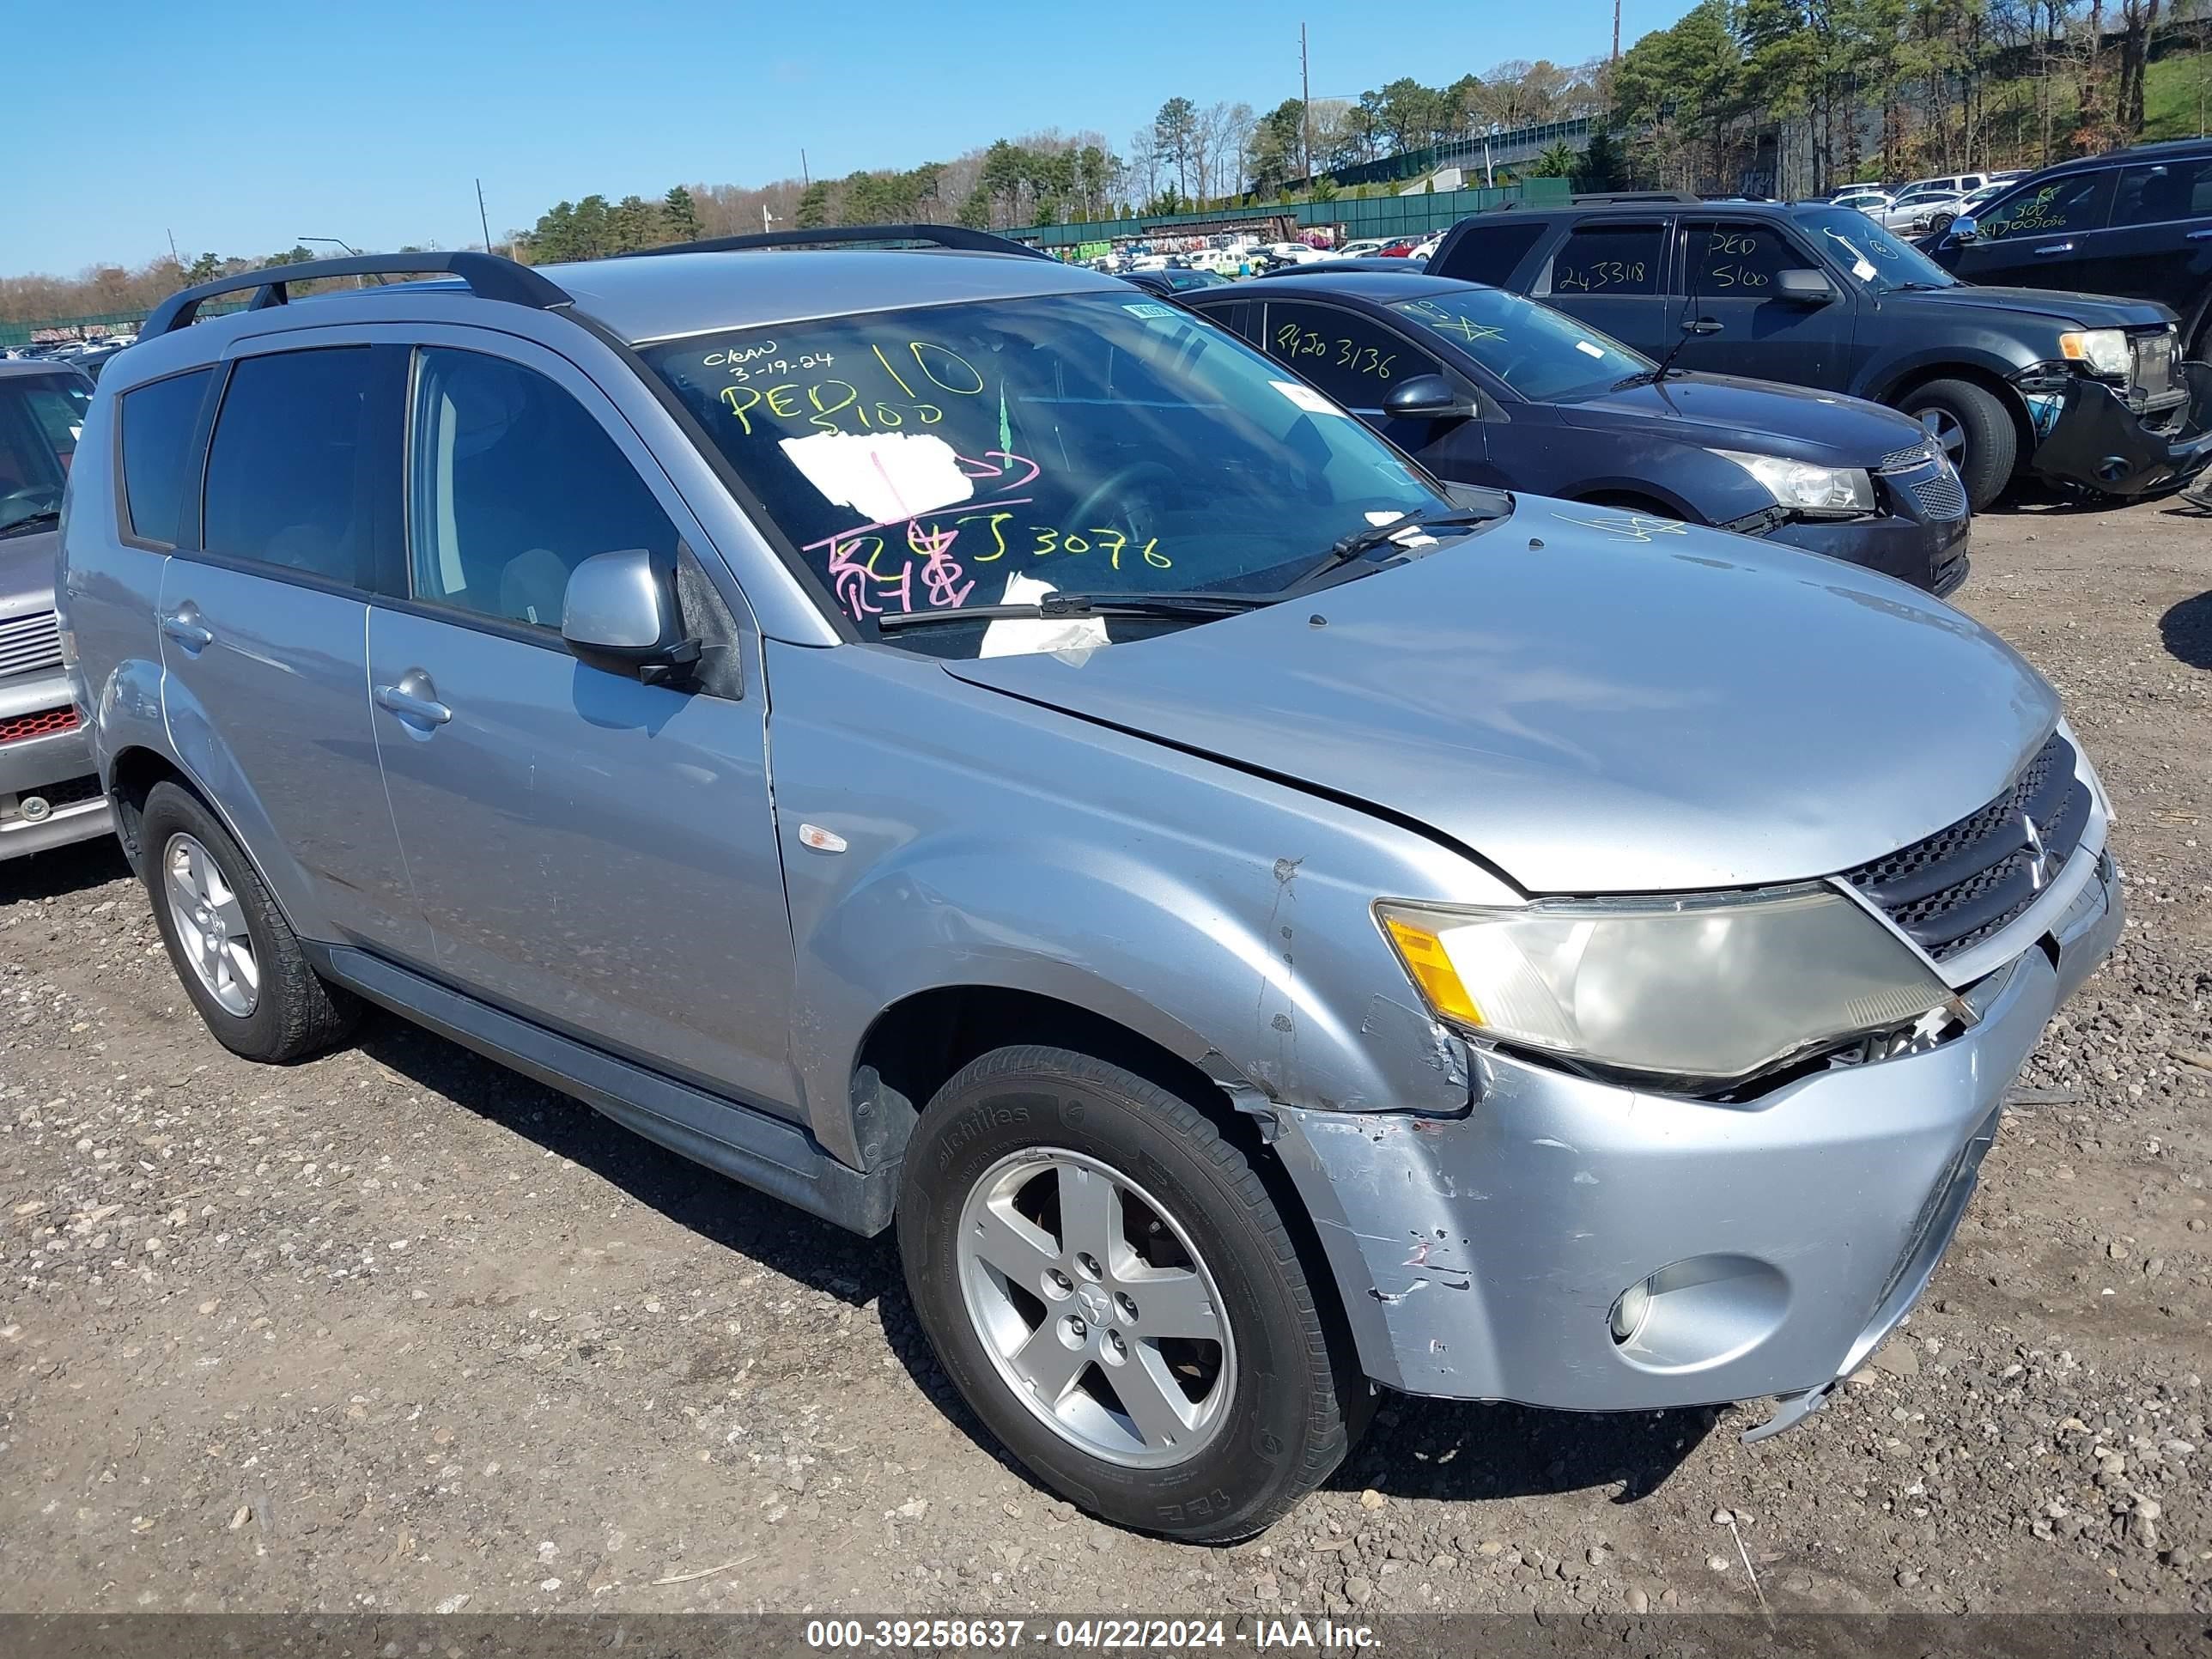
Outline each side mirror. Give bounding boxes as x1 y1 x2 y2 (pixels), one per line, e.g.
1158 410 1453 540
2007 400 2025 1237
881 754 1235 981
1948 215 1979 241
1776 269 1838 305
1382 373 1476 422
562 548 701 686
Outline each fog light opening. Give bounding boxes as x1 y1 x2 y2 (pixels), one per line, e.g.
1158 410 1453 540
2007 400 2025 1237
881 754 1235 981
1609 1279 1654 1346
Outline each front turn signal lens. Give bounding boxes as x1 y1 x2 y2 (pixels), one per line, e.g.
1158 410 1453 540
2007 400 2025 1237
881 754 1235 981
1381 915 1486 1028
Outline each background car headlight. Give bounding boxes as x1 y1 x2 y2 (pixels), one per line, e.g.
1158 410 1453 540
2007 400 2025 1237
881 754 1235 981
2058 328 2130 379
1710 450 1875 516
1376 886 1957 1086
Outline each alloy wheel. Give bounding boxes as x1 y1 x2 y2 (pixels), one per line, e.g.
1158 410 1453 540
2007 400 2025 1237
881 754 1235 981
163 832 258 1017
1914 405 1969 469
956 1147 1235 1468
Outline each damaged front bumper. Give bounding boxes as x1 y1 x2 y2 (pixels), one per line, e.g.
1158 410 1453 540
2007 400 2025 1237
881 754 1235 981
2021 360 2212 497
1269 848 2124 1440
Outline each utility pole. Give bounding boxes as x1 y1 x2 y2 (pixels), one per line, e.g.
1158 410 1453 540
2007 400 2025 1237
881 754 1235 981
801 149 811 188
763 204 775 234
165 228 181 276
1612 0 1621 63
1300 22 1314 185
476 178 494 252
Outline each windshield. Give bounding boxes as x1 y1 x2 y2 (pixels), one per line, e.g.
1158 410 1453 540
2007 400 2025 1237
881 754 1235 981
1791 206 1959 292
1390 289 1652 402
0 372 91 535
643 292 1449 653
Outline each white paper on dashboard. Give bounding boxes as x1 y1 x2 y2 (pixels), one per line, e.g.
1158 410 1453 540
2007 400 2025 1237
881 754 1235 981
980 571 1112 659
778 430 975 526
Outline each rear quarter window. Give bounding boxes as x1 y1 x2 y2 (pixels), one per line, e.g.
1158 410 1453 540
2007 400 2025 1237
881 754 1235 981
118 368 216 547
1435 221 1548 286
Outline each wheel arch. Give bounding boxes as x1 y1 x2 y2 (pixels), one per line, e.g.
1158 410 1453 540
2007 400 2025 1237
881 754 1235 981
1875 361 2036 469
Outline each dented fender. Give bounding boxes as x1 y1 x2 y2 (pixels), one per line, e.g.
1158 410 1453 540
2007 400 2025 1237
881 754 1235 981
762 640 1500 1170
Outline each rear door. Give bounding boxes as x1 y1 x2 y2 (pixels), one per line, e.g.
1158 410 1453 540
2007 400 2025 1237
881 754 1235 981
1253 296 1493 483
364 332 796 1111
1533 218 1680 358
1674 216 1856 388
159 340 428 959
1948 168 2118 292
2085 154 2212 322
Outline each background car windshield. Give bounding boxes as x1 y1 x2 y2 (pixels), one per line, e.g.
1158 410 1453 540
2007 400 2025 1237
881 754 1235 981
0 373 91 534
1390 289 1650 401
1794 207 1958 292
643 293 1443 648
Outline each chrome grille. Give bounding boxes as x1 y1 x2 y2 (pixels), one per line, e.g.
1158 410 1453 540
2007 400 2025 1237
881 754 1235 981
1843 730 2090 961
1878 440 1936 472
0 611 63 679
1911 469 1968 521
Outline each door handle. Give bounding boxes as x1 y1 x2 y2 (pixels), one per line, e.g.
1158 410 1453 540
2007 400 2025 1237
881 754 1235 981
2032 241 2074 255
373 672 453 727
159 608 213 650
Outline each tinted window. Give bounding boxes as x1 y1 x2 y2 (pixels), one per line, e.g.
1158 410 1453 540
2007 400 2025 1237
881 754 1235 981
640 294 1444 651
1975 171 2115 240
1548 222 1663 295
1438 221 1547 285
2112 156 2212 227
1261 301 1442 406
118 368 212 545
1683 221 1802 297
408 349 678 629
1393 289 1648 402
203 349 379 583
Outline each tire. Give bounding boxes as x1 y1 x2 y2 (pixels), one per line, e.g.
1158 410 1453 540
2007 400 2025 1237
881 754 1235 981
139 781 360 1063
1900 378 2017 511
897 1045 1357 1542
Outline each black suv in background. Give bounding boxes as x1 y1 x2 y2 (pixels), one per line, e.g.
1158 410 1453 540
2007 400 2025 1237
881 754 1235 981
1431 198 2212 509
1926 139 2212 361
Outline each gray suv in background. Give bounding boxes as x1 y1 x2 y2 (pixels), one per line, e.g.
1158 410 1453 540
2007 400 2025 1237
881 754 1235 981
2 359 110 860
61 233 2123 1541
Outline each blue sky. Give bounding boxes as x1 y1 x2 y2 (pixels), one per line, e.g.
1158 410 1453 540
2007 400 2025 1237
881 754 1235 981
8 1 1690 277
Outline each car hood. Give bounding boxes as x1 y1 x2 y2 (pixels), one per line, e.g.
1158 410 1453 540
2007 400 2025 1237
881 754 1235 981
942 500 2057 895
1554 374 1927 465
0 525 59 623
1892 283 2176 331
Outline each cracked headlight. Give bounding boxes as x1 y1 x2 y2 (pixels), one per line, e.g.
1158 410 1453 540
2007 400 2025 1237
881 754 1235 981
1711 450 1875 516
1376 886 1958 1087
2058 328 2130 379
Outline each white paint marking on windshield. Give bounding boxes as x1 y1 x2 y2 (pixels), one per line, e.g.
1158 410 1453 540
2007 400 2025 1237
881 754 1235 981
777 431 974 526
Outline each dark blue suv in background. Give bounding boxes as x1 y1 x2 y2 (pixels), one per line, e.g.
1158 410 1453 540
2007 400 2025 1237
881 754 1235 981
1187 270 1972 594
1431 198 2212 511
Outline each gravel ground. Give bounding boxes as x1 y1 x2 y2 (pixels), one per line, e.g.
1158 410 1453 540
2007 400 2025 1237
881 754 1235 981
2 491 2208 1618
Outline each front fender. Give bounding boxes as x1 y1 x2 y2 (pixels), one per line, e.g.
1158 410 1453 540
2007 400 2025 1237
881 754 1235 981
766 642 1500 1170
1860 342 2034 406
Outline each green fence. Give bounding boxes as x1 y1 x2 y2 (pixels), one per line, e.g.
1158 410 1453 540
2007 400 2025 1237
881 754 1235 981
0 301 254 349
1016 178 1571 252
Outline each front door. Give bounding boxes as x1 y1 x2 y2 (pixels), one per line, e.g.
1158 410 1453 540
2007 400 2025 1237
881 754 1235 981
366 340 796 1111
1947 169 2118 292
159 342 429 959
1674 218 1856 389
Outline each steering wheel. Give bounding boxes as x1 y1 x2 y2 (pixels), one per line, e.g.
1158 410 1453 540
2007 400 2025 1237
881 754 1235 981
1066 461 1177 541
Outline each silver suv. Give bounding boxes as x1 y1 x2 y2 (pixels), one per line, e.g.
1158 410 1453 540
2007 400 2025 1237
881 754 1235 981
60 234 2123 1541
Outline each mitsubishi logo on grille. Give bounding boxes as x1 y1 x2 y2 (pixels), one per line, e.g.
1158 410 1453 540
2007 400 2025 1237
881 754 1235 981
2022 813 2054 890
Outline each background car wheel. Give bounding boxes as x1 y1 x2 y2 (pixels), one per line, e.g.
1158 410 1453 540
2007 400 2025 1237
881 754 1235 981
1903 379 2017 511
139 781 360 1064
898 1045 1358 1542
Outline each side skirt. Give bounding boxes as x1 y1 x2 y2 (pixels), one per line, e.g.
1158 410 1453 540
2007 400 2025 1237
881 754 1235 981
305 944 896 1236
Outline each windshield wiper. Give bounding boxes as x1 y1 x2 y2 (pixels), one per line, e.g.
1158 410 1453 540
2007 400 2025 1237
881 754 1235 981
875 590 1273 634
1614 317 1722 388
1283 509 1498 594
0 509 60 538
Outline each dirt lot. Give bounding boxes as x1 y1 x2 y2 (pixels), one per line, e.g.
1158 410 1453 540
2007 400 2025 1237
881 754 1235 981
3 492 2209 1619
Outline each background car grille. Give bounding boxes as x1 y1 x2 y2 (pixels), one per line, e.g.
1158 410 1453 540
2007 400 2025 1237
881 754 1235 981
0 704 80 746
1843 730 2090 960
1911 469 1968 520
0 611 64 679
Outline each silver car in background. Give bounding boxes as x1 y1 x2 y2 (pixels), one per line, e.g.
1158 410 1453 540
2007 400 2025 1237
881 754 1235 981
60 235 2122 1541
1 360 111 860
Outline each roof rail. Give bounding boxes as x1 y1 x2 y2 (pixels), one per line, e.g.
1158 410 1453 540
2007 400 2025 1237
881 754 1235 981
1570 190 1702 205
143 252 572 337
624 224 1056 262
